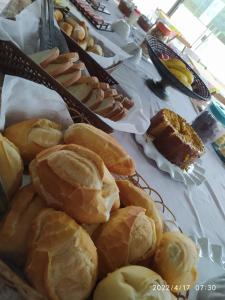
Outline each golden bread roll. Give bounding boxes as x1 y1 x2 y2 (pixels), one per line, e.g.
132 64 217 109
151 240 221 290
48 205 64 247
59 21 73 36
26 208 98 300
0 184 45 265
116 179 163 244
0 133 23 198
65 16 79 28
54 9 63 22
94 206 157 277
93 265 176 300
71 25 86 41
29 144 119 224
88 44 103 56
154 232 199 291
64 123 135 175
87 36 95 48
4 119 63 163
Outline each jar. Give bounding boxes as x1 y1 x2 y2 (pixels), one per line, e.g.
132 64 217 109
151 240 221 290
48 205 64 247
127 8 141 26
148 21 171 43
192 100 225 144
118 0 134 17
137 14 155 32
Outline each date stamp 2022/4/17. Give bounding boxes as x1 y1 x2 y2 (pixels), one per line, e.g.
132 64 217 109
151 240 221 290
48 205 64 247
152 284 217 292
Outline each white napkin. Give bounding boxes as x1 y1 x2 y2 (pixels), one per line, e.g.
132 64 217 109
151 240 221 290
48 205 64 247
0 75 73 130
0 0 41 54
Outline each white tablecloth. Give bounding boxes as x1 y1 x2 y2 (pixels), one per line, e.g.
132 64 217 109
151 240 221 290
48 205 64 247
66 0 225 251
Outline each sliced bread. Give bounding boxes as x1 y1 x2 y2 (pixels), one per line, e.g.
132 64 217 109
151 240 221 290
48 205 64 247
30 48 60 68
63 62 85 73
56 70 81 88
110 108 127 121
52 52 79 64
94 96 115 116
44 62 73 77
103 102 123 118
67 83 93 102
76 76 99 85
85 89 104 110
103 88 118 98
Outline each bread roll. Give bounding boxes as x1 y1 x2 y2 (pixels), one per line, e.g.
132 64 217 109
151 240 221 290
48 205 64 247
154 232 199 291
4 119 63 163
116 179 163 245
88 44 103 56
0 184 45 265
71 25 86 41
29 144 119 224
93 265 176 300
0 133 23 198
64 123 135 175
59 21 73 36
94 206 157 277
26 208 98 300
87 36 95 48
54 9 63 22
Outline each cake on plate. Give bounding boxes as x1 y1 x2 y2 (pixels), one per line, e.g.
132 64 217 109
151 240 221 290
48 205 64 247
147 109 204 169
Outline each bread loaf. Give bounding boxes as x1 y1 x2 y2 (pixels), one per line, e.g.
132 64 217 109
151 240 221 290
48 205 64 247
4 119 63 163
0 184 45 265
116 179 163 245
0 133 23 198
154 232 199 291
29 144 119 224
93 265 176 300
64 123 135 175
26 208 98 300
94 206 157 277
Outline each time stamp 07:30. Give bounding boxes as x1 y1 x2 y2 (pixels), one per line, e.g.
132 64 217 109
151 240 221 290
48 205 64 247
152 284 217 291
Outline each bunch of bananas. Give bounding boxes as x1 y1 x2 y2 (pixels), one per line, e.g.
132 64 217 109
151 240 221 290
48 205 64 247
161 58 194 90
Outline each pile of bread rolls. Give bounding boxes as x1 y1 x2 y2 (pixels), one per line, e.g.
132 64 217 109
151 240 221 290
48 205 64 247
30 47 134 121
0 120 199 300
55 9 104 55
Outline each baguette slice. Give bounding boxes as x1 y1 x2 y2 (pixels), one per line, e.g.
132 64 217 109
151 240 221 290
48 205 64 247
52 52 79 64
63 62 85 73
85 89 104 110
67 83 93 102
30 48 60 68
94 97 115 116
44 62 73 77
104 102 123 118
56 70 81 88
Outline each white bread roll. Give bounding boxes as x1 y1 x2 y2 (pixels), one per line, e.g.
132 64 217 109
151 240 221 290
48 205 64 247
116 179 163 245
0 184 45 265
93 265 176 300
4 119 63 163
59 21 73 36
29 144 119 224
94 206 157 277
64 123 135 176
88 44 103 56
0 133 23 198
154 232 199 291
71 25 86 41
26 208 98 300
54 9 63 22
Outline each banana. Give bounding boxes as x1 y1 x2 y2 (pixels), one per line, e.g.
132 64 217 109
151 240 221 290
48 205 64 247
169 64 194 84
168 67 189 85
164 58 186 70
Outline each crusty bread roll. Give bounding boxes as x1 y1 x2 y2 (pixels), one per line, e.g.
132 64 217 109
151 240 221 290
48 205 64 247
93 206 157 277
64 123 135 175
59 21 73 36
87 36 95 48
116 179 163 245
54 9 63 22
71 25 86 41
93 265 176 300
88 44 103 56
0 184 45 265
26 208 98 300
29 144 119 224
4 119 63 163
0 133 23 198
154 232 199 291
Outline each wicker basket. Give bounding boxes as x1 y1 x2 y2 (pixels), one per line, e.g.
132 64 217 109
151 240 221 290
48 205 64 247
0 40 113 133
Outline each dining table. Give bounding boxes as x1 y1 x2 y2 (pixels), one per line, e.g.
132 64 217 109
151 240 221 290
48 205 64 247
65 0 225 252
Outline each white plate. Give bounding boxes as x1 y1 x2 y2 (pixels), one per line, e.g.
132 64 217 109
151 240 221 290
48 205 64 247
135 134 206 186
189 237 225 300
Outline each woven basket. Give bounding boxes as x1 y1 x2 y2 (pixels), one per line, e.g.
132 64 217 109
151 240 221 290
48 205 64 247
0 40 113 133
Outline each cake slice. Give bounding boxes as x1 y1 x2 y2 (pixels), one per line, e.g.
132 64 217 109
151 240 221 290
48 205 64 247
85 89 104 110
67 83 93 102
